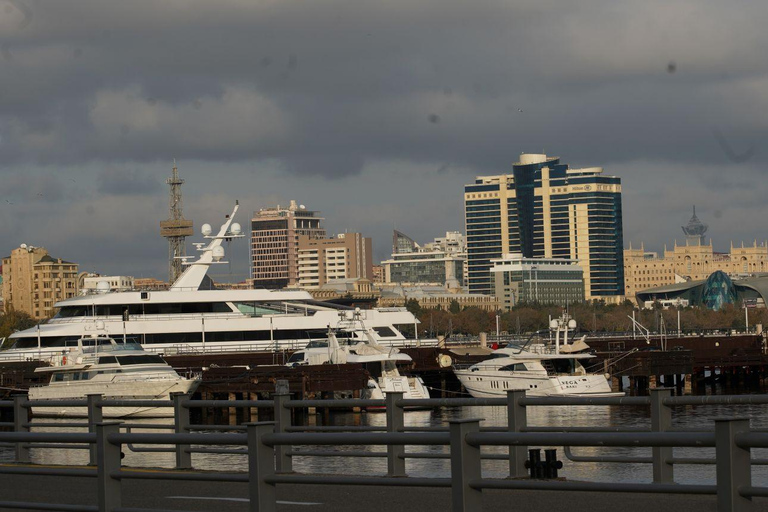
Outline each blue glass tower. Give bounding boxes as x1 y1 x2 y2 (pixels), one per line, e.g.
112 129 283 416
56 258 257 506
464 153 624 301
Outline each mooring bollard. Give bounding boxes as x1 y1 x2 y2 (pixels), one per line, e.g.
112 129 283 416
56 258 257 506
544 449 563 479
386 391 406 477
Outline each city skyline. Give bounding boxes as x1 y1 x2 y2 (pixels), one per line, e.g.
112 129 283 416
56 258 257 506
1 2 766 280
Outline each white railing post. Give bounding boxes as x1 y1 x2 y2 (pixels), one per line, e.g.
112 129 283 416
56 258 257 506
386 391 406 476
274 380 292 473
650 388 673 483
507 390 527 478
172 392 192 469
96 421 122 512
715 418 752 512
87 394 103 466
450 418 483 512
13 395 29 463
247 422 276 512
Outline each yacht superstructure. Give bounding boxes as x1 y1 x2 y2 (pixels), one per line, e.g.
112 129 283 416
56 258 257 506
1 204 422 362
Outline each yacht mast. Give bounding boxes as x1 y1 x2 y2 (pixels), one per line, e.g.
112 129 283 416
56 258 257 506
160 161 194 283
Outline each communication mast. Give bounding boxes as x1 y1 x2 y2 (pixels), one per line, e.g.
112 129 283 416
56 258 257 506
160 161 193 283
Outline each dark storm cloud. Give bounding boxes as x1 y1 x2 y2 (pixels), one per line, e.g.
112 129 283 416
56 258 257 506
96 167 162 196
2 0 768 277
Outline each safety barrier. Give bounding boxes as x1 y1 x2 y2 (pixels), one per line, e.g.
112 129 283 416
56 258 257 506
1 388 768 510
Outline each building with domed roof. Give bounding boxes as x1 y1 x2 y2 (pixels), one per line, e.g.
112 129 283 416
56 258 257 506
624 207 768 303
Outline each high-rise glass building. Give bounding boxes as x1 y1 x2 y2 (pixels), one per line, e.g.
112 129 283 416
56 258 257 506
464 153 624 301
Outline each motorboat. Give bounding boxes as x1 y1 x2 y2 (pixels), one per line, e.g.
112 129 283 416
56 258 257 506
0 203 424 363
454 314 622 398
28 329 200 417
287 315 430 402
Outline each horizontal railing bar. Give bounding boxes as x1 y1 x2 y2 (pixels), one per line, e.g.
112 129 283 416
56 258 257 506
0 402 14 408
187 447 247 455
526 426 651 433
666 395 768 406
467 432 716 448
288 449 387 458
115 507 200 512
565 446 651 463
473 479 717 495
122 423 174 430
266 474 452 487
286 399 386 408
0 466 96 477
520 396 651 407
22 444 89 450
399 398 506 407
125 445 175 453
0 432 95 443
26 422 89 429
0 422 14 427
0 501 98 511
114 469 247 483
188 424 246 431
741 486 768 498
99 400 173 408
736 431 768 449
110 433 246 446
285 426 386 432
181 400 273 408
263 432 450 447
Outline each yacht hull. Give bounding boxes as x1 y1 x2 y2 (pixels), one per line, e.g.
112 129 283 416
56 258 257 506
455 371 622 398
29 379 200 418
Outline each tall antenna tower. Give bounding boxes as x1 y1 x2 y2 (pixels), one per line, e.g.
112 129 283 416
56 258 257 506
160 161 193 283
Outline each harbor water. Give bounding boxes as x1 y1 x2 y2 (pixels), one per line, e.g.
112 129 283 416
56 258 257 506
3 401 768 485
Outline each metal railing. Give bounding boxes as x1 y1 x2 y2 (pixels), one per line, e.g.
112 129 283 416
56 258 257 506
1 389 768 510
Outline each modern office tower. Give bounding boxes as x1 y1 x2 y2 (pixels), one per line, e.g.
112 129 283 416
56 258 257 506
464 153 624 301
2 245 79 319
297 233 373 289
491 253 584 309
381 231 467 288
250 200 326 289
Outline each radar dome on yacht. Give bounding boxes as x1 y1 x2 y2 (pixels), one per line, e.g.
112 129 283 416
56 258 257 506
212 246 225 261
549 319 559 329
201 223 212 236
568 319 577 329
96 281 111 294
230 222 241 235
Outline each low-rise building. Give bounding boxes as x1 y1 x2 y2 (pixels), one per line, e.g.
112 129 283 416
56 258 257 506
491 253 584 308
381 230 466 288
297 233 372 289
2 244 79 320
378 285 499 312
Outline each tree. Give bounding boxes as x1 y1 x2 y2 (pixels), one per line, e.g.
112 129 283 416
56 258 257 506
405 298 422 317
0 309 37 349
448 300 461 314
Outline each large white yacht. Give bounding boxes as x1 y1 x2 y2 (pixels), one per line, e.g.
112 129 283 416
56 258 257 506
0 204 422 362
29 329 200 417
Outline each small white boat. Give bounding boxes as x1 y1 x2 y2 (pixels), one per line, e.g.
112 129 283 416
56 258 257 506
287 321 430 403
29 333 200 418
454 314 622 398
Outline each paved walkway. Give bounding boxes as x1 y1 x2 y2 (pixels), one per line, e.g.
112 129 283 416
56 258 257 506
0 469 764 511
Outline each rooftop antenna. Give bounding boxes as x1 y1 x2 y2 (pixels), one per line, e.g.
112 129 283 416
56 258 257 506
160 160 194 283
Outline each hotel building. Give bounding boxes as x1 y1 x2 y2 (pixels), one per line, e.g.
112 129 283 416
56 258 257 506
464 153 624 301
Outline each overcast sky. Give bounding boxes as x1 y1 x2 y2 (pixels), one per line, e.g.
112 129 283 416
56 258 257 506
1 0 767 281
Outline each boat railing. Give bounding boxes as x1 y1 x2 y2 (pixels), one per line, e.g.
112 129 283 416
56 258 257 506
1 388 767 511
